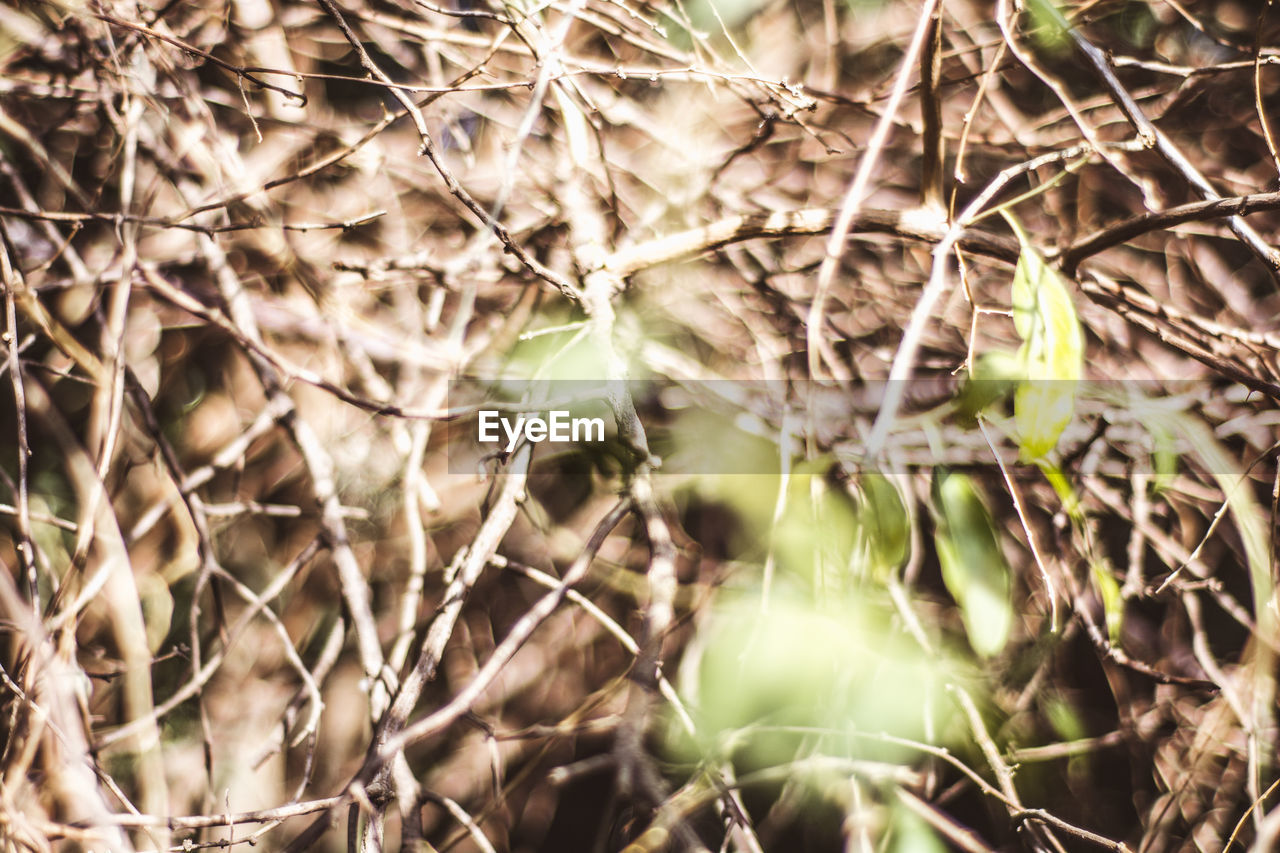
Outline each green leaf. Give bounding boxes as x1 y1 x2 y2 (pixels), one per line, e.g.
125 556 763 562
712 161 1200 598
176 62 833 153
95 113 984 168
686 597 947 768
1006 215 1037 343
931 470 1013 657
776 466 861 595
1025 0 1071 54
855 473 909 581
1150 423 1179 492
1091 563 1124 644
955 349 1022 426
1003 212 1085 458
1044 692 1087 742
1037 459 1082 522
890 799 948 853
1014 381 1075 460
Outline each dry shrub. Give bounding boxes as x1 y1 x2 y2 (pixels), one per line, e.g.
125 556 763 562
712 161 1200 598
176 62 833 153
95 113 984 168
0 0 1279 851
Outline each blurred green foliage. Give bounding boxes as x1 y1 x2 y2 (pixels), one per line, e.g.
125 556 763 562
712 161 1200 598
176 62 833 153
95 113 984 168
931 469 1013 658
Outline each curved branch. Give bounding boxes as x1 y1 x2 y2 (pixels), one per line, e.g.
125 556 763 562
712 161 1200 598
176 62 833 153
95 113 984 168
603 207 1020 277
1060 191 1280 276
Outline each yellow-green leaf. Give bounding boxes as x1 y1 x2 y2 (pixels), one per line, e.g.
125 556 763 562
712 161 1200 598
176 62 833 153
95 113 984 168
931 470 1013 658
1150 423 1178 492
1015 380 1076 460
1091 563 1124 644
687 597 947 768
955 349 1022 426
855 473 909 581
890 800 948 853
1004 212 1085 458
1037 459 1083 522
